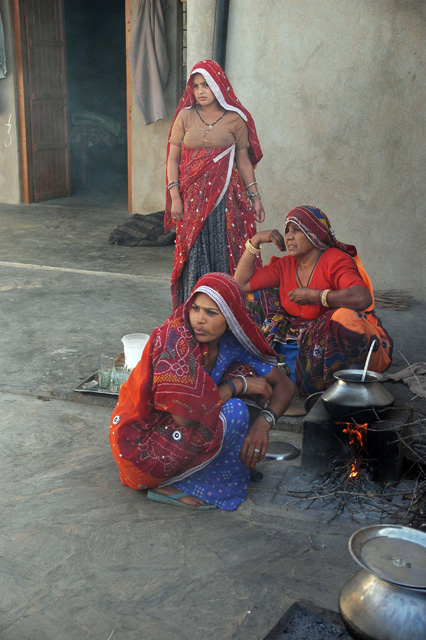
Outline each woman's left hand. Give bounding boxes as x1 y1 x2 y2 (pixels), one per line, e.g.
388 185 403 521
253 198 265 223
240 420 270 468
288 287 318 305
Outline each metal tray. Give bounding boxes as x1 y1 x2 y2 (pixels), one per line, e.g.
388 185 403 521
349 524 426 589
74 373 118 397
265 441 300 461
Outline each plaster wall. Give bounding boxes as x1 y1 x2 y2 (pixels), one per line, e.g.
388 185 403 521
0 0 21 204
185 0 425 300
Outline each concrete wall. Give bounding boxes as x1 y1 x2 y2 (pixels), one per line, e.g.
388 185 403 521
185 0 426 300
0 0 21 204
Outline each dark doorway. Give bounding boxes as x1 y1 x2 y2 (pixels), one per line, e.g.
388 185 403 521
64 0 127 200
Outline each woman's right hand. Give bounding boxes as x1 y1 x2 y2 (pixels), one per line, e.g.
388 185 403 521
244 376 273 404
252 229 286 252
170 194 184 222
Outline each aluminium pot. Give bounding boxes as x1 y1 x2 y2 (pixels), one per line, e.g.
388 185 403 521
321 369 394 423
339 525 426 640
339 569 426 640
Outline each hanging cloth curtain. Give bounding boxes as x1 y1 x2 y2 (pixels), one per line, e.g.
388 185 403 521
128 0 170 125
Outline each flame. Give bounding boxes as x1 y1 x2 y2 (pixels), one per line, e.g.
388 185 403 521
337 422 369 480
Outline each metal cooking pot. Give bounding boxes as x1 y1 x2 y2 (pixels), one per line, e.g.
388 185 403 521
339 525 426 640
340 569 426 640
321 369 394 423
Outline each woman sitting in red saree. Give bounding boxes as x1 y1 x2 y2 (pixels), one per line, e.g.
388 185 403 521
110 273 295 511
165 60 265 309
234 206 393 396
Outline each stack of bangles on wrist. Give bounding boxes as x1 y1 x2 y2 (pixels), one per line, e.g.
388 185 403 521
259 407 277 429
247 192 261 203
221 375 248 398
318 289 332 307
245 238 261 256
167 180 180 191
245 181 261 203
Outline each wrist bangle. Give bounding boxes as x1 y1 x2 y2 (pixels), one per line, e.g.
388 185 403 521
265 407 277 422
221 379 236 398
317 290 323 304
245 181 257 190
247 191 261 202
234 375 248 395
259 409 276 429
320 289 332 307
168 180 180 191
245 238 261 256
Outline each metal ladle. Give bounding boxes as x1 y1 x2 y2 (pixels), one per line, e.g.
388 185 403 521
361 339 377 382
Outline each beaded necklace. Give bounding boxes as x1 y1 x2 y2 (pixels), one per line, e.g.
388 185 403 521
195 105 227 144
296 251 323 288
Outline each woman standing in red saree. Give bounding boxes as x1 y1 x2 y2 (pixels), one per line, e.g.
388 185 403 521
165 60 264 309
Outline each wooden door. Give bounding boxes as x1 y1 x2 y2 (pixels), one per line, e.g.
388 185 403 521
13 0 70 202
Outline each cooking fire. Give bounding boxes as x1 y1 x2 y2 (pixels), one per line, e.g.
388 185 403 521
338 422 369 479
256 398 426 529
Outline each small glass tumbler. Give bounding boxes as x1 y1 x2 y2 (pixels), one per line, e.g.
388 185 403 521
98 368 112 390
111 364 129 393
98 355 114 390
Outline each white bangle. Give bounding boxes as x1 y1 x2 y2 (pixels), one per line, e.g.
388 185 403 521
321 289 332 307
234 375 248 395
245 238 260 256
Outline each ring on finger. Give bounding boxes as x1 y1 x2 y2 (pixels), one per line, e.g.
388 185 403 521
254 448 261 453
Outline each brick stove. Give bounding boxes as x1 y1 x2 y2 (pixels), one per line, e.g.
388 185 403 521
302 397 412 483
269 395 417 521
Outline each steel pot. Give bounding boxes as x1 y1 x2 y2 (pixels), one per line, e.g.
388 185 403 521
339 525 426 640
339 569 426 640
321 369 394 423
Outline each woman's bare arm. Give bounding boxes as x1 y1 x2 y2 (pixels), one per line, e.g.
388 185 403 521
235 148 265 223
239 367 295 468
234 229 285 291
167 143 184 221
288 285 372 310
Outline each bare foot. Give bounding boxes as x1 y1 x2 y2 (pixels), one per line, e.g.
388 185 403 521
152 486 208 507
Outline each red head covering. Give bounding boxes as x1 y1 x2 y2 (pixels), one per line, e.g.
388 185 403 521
167 59 263 166
184 273 277 363
285 206 357 257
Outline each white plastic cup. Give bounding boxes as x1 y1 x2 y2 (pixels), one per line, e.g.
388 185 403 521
121 333 149 370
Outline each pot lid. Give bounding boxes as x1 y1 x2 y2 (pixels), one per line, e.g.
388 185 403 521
349 525 426 590
264 441 300 461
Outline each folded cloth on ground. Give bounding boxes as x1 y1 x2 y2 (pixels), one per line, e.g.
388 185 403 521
109 211 176 246
382 362 426 399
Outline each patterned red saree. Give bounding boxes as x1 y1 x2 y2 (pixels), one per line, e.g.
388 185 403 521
110 273 277 490
167 144 260 309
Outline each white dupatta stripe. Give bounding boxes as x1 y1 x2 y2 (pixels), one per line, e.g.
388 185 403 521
195 285 277 365
213 143 235 209
190 68 248 122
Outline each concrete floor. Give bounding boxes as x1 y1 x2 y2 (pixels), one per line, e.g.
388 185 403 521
1 191 425 640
